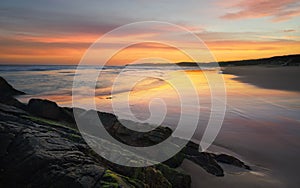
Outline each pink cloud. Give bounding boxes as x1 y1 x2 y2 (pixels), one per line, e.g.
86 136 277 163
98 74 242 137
220 0 300 22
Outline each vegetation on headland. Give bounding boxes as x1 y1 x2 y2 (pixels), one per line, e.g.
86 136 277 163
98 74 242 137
126 54 300 67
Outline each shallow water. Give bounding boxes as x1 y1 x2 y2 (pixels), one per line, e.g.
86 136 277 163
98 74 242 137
2 65 298 126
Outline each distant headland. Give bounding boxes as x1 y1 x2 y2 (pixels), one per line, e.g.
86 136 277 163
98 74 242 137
126 54 300 67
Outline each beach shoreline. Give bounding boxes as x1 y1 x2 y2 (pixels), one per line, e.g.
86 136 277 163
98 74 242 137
222 65 300 92
181 65 300 187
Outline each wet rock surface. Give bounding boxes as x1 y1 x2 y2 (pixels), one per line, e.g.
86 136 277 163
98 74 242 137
0 104 105 187
0 76 26 109
0 76 25 97
0 103 188 188
28 98 75 124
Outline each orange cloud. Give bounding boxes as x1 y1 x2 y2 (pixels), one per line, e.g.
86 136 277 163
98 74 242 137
106 42 195 65
0 31 300 65
0 33 99 64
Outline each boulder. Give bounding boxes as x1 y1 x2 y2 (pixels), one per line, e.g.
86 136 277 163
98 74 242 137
0 102 192 188
0 104 167 188
0 76 26 109
187 153 224 177
0 76 25 97
156 164 191 188
0 107 106 187
27 98 74 124
182 141 251 176
215 154 251 170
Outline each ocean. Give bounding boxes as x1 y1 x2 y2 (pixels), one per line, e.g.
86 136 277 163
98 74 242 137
0 65 219 127
1 65 298 123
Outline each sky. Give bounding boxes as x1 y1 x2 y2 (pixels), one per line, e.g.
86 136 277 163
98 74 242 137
0 0 300 65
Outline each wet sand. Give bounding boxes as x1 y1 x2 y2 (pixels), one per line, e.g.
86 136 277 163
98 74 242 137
181 159 283 188
222 66 300 92
181 66 300 188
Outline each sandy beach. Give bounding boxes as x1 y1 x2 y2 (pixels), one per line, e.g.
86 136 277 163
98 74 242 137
222 66 300 92
181 65 300 188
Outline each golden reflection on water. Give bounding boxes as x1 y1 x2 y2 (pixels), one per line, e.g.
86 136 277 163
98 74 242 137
17 69 300 119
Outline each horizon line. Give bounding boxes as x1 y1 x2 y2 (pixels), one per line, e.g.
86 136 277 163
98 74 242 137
0 53 299 66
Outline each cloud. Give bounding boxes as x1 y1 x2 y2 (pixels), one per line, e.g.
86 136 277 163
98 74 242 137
206 40 300 50
283 29 296 32
193 29 300 43
220 0 300 22
0 36 91 64
195 31 262 41
0 36 90 50
0 7 125 37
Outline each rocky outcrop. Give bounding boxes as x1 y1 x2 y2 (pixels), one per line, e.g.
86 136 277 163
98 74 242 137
0 76 26 109
0 103 188 188
0 77 251 187
214 154 251 170
183 141 251 176
0 103 104 187
0 76 25 97
28 99 75 124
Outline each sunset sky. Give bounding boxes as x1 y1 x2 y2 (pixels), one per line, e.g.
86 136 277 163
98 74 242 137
0 0 300 65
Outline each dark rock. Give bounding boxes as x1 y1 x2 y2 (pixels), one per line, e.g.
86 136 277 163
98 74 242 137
0 76 26 109
156 164 191 188
98 111 119 128
28 98 75 124
215 154 251 170
111 120 172 147
100 169 148 188
184 141 202 156
0 95 27 110
74 105 251 177
0 76 25 97
0 110 107 187
163 151 185 168
182 141 251 176
146 127 172 143
0 103 28 116
135 167 172 188
186 152 224 177
0 102 190 188
183 141 224 176
102 163 173 188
